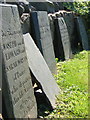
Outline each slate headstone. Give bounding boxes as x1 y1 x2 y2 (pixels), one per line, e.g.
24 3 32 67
31 11 56 74
23 33 60 107
54 17 72 60
62 12 76 52
76 17 89 50
1 4 37 118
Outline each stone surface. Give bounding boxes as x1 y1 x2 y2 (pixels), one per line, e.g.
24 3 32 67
29 1 55 13
21 13 30 34
1 4 37 118
54 17 72 60
23 33 60 107
76 17 89 50
30 11 56 74
0 5 2 114
48 14 55 42
62 12 76 51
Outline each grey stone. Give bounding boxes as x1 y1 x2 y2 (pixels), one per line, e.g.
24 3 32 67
48 13 55 42
30 11 56 74
21 13 30 34
54 17 72 60
62 12 75 51
0 5 2 114
29 1 55 13
23 33 60 107
1 4 37 118
75 17 89 50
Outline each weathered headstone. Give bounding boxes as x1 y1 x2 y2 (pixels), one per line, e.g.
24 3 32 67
1 4 37 118
62 12 76 52
30 11 56 74
23 33 60 107
75 17 89 50
54 17 72 60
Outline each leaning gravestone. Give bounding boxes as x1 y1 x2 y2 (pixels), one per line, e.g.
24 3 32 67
75 17 89 50
1 4 37 118
23 33 60 107
54 17 72 60
30 11 56 74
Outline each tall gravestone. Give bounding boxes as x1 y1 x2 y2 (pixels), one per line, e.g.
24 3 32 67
1 4 37 118
75 17 89 50
30 11 56 74
54 17 72 60
23 33 60 107
62 12 76 52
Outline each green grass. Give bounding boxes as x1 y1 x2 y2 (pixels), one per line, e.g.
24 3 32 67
46 50 88 118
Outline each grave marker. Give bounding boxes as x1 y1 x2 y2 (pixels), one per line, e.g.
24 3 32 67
54 17 72 60
76 17 89 50
30 11 56 74
1 4 37 118
23 33 60 107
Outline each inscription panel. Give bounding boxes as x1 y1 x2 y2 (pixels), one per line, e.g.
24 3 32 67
1 4 37 118
31 11 56 74
58 17 72 60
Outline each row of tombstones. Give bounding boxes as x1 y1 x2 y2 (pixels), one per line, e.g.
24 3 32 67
0 3 89 119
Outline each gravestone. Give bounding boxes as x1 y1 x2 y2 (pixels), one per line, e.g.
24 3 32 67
23 33 60 107
62 12 76 52
30 11 56 74
75 17 89 50
54 17 72 60
1 4 37 118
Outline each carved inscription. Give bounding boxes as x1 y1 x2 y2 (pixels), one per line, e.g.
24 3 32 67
2 4 37 118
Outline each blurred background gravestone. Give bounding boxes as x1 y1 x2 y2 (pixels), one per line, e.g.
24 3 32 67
54 17 72 60
30 11 56 74
75 17 89 50
1 4 37 118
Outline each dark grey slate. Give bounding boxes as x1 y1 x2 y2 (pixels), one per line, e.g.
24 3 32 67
54 17 72 60
0 5 2 114
30 11 56 74
62 12 76 52
48 14 55 42
76 17 89 50
23 33 60 107
29 2 55 13
1 4 37 118
21 13 30 34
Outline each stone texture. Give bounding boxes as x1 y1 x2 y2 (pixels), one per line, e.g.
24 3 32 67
29 1 55 13
75 17 89 50
30 11 56 74
62 12 76 52
0 5 2 114
21 13 30 34
54 17 72 60
23 33 60 108
1 4 37 118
